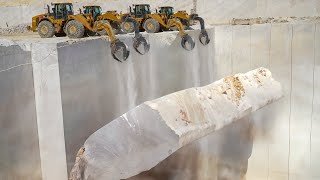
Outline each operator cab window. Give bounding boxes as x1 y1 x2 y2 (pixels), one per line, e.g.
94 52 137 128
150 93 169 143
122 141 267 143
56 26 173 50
54 4 73 19
66 4 73 15
55 4 65 19
94 7 102 15
144 5 150 14
135 6 142 16
135 5 151 17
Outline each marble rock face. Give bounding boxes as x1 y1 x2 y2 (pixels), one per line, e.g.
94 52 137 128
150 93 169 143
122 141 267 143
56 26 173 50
69 67 283 180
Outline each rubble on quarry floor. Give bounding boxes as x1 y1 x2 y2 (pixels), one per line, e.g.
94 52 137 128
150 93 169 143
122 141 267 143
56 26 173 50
0 23 32 35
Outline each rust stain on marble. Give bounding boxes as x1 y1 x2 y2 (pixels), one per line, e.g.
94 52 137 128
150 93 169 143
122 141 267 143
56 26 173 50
224 76 245 104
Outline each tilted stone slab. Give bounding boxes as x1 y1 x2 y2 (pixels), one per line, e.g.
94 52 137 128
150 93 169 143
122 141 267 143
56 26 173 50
69 67 283 180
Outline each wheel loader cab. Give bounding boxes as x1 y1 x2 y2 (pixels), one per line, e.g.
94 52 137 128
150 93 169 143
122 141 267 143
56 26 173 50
159 6 174 17
51 3 73 20
131 4 151 18
83 6 102 20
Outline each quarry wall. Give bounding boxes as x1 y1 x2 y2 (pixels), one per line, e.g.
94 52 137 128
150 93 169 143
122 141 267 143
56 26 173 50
0 20 320 180
0 41 42 179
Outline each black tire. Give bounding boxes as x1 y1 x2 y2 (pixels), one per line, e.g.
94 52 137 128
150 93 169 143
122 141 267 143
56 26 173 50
143 18 160 33
65 20 85 39
96 20 120 36
86 31 97 37
37 21 55 38
121 21 135 33
111 22 121 35
55 32 66 37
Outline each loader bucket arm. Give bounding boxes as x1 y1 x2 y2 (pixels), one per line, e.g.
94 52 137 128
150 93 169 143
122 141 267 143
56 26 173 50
69 15 95 32
124 17 150 55
99 12 122 22
95 22 130 62
192 16 210 46
168 19 195 51
171 11 190 21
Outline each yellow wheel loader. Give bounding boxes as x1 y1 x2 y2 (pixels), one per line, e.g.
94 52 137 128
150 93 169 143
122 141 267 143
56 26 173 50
64 14 130 62
82 5 122 35
27 2 74 38
121 4 196 51
157 6 196 30
157 6 210 46
119 4 152 33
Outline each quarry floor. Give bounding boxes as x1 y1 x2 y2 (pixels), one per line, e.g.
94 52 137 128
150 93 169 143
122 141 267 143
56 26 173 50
1 20 320 180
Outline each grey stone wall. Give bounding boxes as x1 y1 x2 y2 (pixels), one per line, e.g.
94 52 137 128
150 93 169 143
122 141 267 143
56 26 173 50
0 43 42 180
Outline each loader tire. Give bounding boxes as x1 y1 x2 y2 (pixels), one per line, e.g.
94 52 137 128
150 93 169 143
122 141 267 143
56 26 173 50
143 18 160 33
38 21 55 38
121 21 135 33
65 20 85 39
97 20 120 36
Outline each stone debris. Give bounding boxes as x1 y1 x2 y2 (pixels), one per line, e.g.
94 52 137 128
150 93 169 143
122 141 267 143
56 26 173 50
69 67 283 180
0 23 31 35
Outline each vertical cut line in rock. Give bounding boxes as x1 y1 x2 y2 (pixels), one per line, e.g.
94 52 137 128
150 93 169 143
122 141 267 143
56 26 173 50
231 26 234 74
30 44 43 180
309 23 317 169
267 23 272 180
267 144 270 180
250 25 252 69
268 24 272 69
288 24 294 180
